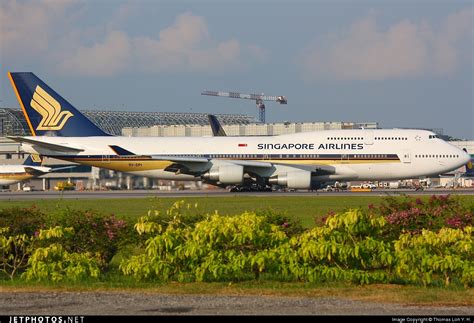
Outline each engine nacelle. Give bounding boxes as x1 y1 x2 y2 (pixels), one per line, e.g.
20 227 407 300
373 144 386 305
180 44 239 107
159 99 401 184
203 165 244 184
269 170 312 189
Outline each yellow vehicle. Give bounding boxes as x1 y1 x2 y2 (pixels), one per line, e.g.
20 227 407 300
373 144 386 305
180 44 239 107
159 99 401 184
54 181 75 191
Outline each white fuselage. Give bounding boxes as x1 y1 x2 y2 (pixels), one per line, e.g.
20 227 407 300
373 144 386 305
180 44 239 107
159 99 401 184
0 165 50 186
20 129 470 184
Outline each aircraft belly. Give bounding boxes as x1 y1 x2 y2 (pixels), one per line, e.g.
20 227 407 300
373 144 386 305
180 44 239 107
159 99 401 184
124 170 196 180
268 159 399 165
61 158 196 180
348 163 424 181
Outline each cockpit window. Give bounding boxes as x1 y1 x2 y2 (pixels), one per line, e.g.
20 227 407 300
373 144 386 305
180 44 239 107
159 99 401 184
429 135 440 139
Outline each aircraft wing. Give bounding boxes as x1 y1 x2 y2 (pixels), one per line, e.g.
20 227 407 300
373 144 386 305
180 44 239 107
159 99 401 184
7 136 84 152
151 155 334 175
24 165 77 176
23 166 50 175
150 156 274 168
111 145 336 175
150 155 210 163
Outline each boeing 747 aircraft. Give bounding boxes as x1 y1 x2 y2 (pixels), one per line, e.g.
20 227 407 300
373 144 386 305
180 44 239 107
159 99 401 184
7 72 471 190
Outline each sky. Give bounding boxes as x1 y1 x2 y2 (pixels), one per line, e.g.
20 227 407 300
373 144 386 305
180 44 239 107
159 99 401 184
1 0 473 139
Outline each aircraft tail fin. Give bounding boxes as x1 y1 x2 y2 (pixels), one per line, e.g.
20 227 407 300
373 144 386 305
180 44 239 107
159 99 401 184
8 72 110 137
466 161 474 176
109 145 136 156
22 154 43 166
463 149 473 177
207 114 227 136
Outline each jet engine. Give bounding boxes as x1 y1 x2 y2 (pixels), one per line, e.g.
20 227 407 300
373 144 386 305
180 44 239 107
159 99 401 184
268 170 312 189
202 165 244 184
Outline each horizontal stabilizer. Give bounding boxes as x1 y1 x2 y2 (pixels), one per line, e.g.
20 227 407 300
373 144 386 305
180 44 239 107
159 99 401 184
24 167 46 176
7 136 84 152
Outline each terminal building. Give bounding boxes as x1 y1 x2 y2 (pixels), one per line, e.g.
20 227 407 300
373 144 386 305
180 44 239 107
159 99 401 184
0 108 257 136
0 107 472 191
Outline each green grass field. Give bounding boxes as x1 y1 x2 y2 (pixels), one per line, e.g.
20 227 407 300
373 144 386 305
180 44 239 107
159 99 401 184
1 195 473 227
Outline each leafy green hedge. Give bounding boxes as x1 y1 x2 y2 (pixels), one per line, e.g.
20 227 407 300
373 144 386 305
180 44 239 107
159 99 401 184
23 227 101 282
120 206 473 286
0 198 473 286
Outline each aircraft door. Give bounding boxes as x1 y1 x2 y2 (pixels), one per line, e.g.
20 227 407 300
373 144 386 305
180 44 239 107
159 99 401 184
341 154 350 164
364 131 374 145
401 150 411 163
102 155 111 163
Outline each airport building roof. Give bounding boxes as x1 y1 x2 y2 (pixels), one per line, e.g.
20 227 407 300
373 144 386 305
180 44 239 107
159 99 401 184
0 108 258 136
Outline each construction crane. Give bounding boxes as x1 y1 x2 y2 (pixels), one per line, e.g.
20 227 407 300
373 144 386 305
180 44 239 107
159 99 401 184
201 90 287 123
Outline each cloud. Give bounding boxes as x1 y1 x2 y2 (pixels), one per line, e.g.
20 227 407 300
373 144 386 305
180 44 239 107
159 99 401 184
0 0 77 60
301 8 473 81
60 12 263 75
58 31 131 76
106 1 140 31
1 2 265 76
133 12 253 73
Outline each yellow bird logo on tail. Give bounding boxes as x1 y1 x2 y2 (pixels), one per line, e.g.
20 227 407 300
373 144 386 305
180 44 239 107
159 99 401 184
30 85 74 130
31 154 42 163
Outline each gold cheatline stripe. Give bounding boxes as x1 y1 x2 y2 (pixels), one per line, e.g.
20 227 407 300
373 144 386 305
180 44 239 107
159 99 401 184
8 72 36 136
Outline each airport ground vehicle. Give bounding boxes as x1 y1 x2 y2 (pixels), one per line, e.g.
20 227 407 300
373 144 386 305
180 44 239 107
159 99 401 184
54 181 75 191
362 183 377 189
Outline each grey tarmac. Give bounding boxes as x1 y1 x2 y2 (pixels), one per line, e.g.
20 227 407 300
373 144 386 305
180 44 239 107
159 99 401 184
1 188 474 200
0 291 472 315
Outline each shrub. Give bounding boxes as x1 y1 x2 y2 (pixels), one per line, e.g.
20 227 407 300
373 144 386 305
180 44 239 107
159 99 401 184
132 201 207 245
121 209 393 284
53 209 127 265
256 208 304 237
0 227 35 279
121 212 288 282
0 206 46 236
122 206 473 286
287 209 393 284
0 207 46 279
23 226 101 282
394 226 473 287
370 195 473 238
